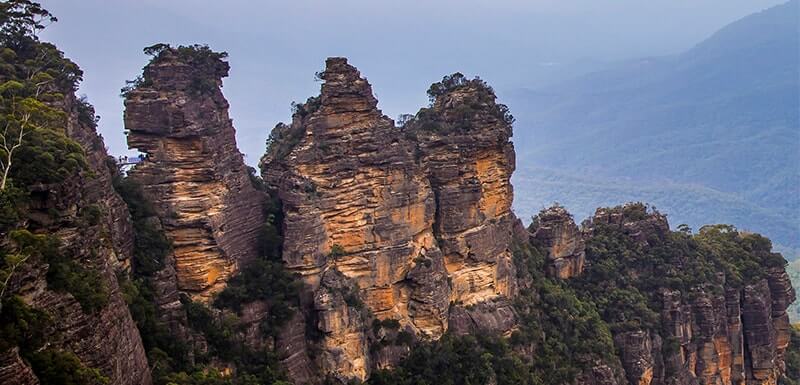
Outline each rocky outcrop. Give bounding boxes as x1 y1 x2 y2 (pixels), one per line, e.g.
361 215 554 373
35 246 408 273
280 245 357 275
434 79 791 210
262 58 442 380
447 298 517 336
124 48 264 301
411 73 518 305
261 59 517 380
530 205 585 279
583 204 796 385
314 269 370 380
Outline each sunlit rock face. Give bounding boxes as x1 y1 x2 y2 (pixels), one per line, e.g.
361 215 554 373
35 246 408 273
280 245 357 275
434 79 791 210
411 77 518 306
124 49 264 301
261 58 517 380
530 205 586 279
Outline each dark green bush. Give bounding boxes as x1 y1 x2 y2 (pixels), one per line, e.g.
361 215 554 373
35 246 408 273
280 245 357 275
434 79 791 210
0 183 26 232
27 349 108 385
0 295 50 352
112 176 171 275
781 326 800 385
118 274 191 372
369 334 529 385
8 230 108 313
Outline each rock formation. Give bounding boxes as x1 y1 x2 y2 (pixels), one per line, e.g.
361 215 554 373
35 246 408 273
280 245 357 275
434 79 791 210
530 205 585 279
584 204 796 385
261 58 517 380
0 93 152 385
411 73 518 305
124 47 264 301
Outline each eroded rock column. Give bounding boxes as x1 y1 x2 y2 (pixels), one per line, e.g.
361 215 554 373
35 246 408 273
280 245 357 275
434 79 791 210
124 48 264 300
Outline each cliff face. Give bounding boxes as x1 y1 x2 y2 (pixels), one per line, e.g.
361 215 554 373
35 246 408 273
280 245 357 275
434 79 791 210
124 49 264 301
582 204 796 385
261 58 517 380
0 94 151 385
529 205 585 279
411 76 518 306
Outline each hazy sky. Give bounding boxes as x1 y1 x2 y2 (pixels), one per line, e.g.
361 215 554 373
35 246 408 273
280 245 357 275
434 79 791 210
39 0 784 164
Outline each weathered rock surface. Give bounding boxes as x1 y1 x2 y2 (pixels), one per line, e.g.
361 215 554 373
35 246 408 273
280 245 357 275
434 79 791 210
124 48 264 301
530 205 585 279
411 75 518 305
447 298 517 336
584 204 796 385
314 269 370 381
1 94 151 385
0 348 38 385
261 58 517 380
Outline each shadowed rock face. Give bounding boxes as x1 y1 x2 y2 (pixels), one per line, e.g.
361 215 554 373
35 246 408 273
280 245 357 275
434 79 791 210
583 204 796 385
124 49 264 301
0 94 151 385
261 58 517 380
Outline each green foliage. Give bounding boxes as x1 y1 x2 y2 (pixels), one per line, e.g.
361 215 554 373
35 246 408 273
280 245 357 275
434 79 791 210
0 295 50 352
8 120 87 185
0 0 57 47
0 182 25 231
510 239 619 380
567 204 790 383
112 175 171 275
122 43 228 97
183 297 239 360
9 229 108 313
264 96 320 161
179 296 292 385
76 95 100 126
213 259 301 332
27 348 109 385
780 325 800 385
79 204 102 226
0 1 88 192
329 243 346 258
0 296 106 384
369 334 530 385
417 72 514 131
213 188 297 335
695 224 787 286
118 274 191 372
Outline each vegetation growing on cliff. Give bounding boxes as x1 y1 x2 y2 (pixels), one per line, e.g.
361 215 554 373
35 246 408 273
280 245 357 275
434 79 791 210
0 1 86 191
369 334 529 385
0 3 115 383
114 165 301 385
510 239 621 382
366 238 621 385
27 349 109 385
782 325 800 385
572 204 787 334
111 171 171 275
263 96 321 162
121 43 228 97
406 72 514 134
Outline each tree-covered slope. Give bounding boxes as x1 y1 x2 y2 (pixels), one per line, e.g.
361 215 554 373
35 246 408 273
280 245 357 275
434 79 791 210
508 0 799 252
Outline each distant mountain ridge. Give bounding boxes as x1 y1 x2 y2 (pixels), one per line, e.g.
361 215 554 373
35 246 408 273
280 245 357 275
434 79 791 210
508 0 800 253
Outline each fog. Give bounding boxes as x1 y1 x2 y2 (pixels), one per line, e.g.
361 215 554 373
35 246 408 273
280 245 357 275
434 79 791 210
39 0 784 163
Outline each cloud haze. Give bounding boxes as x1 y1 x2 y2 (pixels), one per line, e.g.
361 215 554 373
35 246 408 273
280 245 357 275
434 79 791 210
39 0 783 163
